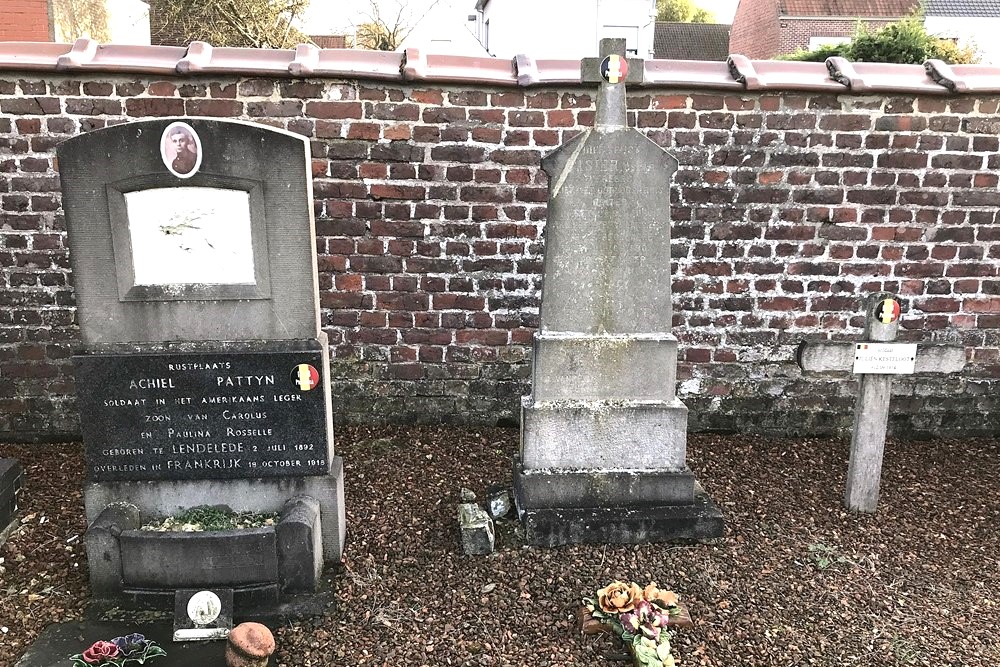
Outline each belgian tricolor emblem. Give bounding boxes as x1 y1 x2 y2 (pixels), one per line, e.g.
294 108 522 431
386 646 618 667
292 364 320 391
600 55 628 84
875 298 900 324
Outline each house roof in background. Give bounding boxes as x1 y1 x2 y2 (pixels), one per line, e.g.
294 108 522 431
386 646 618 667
654 22 731 61
925 0 1000 16
778 0 919 16
311 35 349 49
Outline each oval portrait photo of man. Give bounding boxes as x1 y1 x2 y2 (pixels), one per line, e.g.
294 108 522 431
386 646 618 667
160 122 202 178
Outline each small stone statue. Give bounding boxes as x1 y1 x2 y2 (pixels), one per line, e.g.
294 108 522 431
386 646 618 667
225 622 275 667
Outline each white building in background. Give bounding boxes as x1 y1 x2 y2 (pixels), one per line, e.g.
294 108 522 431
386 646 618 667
924 0 999 65
472 0 657 60
398 0 489 55
102 0 150 43
52 0 150 44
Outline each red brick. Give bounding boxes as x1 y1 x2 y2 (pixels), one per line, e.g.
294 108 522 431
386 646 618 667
455 329 508 345
307 101 362 119
246 101 302 117
370 184 426 200
508 110 544 127
965 298 1000 313
148 81 176 97
471 127 502 143
125 98 184 116
449 91 488 106
238 79 276 96
1 97 60 115
185 99 243 116
384 125 411 141
407 89 440 105
691 95 724 110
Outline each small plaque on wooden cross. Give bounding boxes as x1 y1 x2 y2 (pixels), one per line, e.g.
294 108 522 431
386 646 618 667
852 343 917 375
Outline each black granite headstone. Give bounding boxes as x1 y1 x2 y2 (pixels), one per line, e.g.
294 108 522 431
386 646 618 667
57 118 347 607
14 622 225 667
75 344 330 481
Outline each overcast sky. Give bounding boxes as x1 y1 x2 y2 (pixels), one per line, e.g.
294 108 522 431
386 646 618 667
302 0 740 35
699 0 739 22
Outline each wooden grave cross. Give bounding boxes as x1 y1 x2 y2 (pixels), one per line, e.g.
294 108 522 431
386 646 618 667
797 293 966 513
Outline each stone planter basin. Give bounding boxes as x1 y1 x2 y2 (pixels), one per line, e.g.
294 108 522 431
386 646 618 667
86 497 321 609
120 526 277 588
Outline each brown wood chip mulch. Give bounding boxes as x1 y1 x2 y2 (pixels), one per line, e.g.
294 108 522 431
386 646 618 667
1 427 997 667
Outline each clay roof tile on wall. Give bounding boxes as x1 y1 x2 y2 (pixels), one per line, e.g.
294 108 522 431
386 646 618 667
779 0 919 16
4 39 1000 93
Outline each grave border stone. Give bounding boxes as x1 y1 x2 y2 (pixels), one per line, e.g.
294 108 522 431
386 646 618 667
0 458 24 546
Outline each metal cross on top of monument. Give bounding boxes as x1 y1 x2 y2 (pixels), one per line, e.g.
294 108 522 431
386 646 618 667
512 39 723 546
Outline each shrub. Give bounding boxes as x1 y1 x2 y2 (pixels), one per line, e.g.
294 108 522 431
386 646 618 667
776 17 980 64
779 42 850 62
930 38 979 65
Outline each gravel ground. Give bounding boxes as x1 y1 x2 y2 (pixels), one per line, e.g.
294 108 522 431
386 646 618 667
1 426 997 667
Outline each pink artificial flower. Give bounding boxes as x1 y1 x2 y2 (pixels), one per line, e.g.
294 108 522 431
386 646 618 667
82 641 119 664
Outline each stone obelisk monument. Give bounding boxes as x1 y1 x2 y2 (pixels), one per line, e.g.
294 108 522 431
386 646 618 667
513 39 724 545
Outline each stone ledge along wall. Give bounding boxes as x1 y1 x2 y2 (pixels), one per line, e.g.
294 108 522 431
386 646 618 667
2 73 999 441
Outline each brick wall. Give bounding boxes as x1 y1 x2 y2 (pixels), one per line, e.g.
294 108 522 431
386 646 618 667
2 74 1000 442
0 0 51 41
778 18 897 57
728 0 781 59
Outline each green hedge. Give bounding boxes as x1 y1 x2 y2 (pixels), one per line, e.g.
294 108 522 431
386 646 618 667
778 18 978 64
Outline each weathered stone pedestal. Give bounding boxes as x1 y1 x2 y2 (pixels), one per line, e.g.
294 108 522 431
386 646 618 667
514 461 723 546
516 350 723 545
513 39 722 545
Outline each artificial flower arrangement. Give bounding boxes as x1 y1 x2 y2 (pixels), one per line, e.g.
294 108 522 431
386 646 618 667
583 581 688 667
69 634 166 667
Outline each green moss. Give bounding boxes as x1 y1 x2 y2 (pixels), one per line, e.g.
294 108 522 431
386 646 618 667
141 505 277 532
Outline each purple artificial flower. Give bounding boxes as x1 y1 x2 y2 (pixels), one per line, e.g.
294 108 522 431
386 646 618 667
111 633 149 657
621 611 641 632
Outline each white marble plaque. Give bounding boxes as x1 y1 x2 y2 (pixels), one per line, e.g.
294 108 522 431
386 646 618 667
125 187 255 286
853 343 918 375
